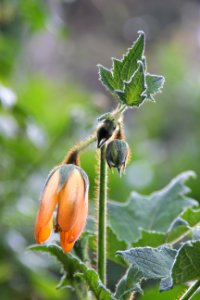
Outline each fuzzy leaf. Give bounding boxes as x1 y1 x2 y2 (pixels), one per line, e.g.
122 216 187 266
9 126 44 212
117 246 177 292
98 32 165 107
98 32 145 94
145 74 165 100
115 266 143 299
116 62 146 106
132 230 166 248
181 208 200 227
108 171 197 244
107 227 128 266
139 284 187 300
120 31 145 82
28 244 115 300
166 208 200 244
166 225 189 244
56 273 73 290
172 241 200 287
98 65 116 93
112 58 124 90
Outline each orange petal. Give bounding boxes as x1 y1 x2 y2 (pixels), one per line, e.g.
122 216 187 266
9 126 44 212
57 169 85 232
67 195 88 243
35 217 53 243
60 231 75 253
34 168 59 243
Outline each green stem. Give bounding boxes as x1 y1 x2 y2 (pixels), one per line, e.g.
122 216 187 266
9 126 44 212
180 280 200 300
97 144 107 284
118 104 127 114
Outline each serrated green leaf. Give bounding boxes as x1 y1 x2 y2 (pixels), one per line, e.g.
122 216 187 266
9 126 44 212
172 241 200 287
132 230 166 248
146 74 165 101
120 31 145 82
107 227 128 266
108 171 197 244
112 59 124 90
98 65 116 93
115 266 143 299
116 62 146 106
117 246 177 292
98 32 165 107
181 208 200 227
166 208 200 244
28 244 115 300
98 32 145 98
141 284 187 300
166 224 189 244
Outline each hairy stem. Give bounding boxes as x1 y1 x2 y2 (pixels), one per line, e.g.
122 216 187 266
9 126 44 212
179 280 200 300
97 144 107 284
63 133 96 164
76 133 97 152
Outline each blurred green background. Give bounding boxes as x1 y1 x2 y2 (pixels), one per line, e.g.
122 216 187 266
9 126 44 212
0 0 200 299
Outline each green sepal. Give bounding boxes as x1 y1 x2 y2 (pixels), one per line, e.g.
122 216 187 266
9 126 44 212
58 164 75 192
58 164 89 195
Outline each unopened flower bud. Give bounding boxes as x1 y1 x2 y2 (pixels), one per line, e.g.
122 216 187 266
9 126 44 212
34 164 89 253
106 139 129 174
97 119 117 148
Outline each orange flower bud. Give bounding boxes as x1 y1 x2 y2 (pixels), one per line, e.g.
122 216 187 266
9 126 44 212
34 164 89 252
34 167 60 243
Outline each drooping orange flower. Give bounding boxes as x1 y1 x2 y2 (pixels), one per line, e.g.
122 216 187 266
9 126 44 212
34 164 89 252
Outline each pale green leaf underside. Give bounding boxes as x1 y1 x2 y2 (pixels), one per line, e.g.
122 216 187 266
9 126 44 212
117 245 177 292
108 171 197 244
156 240 200 291
146 74 165 100
117 241 200 293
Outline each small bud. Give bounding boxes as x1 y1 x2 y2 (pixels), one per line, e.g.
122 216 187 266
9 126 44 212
106 139 129 174
97 119 117 148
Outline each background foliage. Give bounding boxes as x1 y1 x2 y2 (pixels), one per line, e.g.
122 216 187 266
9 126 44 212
0 0 200 299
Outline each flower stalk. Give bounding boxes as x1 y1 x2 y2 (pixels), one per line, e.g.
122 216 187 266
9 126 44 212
63 133 97 164
97 144 107 284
